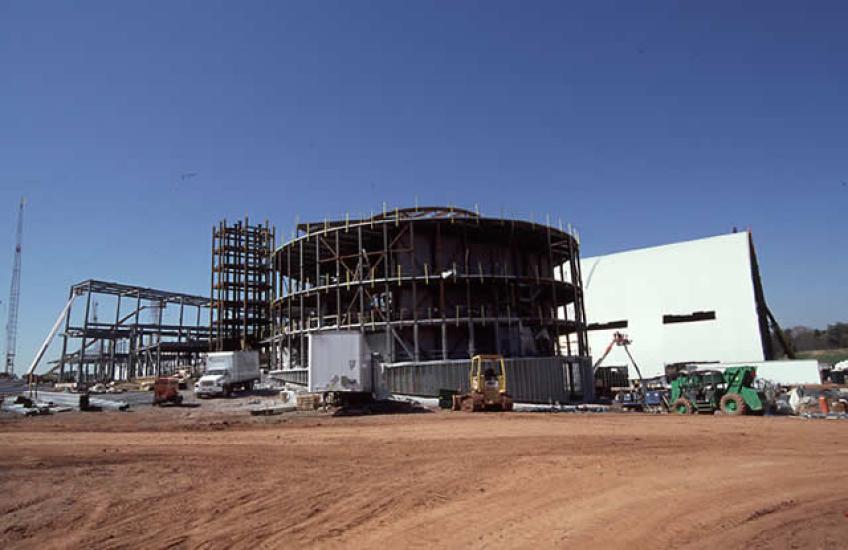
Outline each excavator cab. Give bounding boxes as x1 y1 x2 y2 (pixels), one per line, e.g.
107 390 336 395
452 355 513 412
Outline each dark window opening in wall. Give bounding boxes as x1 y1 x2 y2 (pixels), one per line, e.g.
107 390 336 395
663 311 716 324
587 320 628 331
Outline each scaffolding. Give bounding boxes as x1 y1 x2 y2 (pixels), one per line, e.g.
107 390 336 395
56 280 210 382
270 206 589 375
210 218 274 352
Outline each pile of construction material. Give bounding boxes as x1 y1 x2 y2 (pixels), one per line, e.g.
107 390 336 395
88 382 128 394
296 393 321 411
0 391 130 415
1 395 70 416
785 385 848 418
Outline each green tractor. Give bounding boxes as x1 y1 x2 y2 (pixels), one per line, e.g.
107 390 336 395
669 366 765 416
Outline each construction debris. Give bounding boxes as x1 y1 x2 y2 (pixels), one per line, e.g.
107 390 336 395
34 391 130 412
788 385 848 415
0 395 71 416
1 395 49 416
296 393 321 411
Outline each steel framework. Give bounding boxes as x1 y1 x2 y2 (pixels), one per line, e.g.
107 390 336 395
210 218 274 352
269 206 589 371
56 280 210 382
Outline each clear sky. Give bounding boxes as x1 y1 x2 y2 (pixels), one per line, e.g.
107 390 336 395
1 1 846 373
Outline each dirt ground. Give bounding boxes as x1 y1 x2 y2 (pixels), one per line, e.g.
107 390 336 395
1 406 847 549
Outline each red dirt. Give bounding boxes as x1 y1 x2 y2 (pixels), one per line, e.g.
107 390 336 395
1 408 847 549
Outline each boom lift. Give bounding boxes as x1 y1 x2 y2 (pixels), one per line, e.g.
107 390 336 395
592 332 648 405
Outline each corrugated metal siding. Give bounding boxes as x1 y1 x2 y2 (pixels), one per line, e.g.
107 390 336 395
384 357 588 404
271 368 308 386
272 357 590 404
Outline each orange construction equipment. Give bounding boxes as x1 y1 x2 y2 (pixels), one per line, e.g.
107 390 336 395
152 377 183 406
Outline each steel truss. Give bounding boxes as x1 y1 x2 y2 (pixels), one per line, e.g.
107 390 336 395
56 280 210 382
270 206 589 370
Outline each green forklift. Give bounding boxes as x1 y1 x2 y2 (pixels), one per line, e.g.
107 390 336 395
669 366 765 416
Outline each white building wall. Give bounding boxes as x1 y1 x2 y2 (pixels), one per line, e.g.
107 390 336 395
574 232 767 379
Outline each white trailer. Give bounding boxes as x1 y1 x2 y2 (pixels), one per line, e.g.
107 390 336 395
308 331 371 394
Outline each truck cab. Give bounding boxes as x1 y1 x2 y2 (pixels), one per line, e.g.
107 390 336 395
195 366 232 397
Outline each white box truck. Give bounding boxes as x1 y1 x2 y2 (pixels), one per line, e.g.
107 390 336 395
308 331 371 394
195 351 261 398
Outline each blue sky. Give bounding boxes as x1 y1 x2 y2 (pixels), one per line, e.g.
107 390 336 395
1 1 846 372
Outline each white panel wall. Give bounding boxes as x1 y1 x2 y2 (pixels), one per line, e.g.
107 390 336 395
574 233 766 379
308 331 370 392
717 360 820 385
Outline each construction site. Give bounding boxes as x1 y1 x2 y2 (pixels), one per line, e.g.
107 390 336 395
1 203 847 549
268 206 590 403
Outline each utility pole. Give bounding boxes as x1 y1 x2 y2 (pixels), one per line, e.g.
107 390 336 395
4 198 25 376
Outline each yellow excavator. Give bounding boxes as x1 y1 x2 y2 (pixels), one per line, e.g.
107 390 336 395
451 355 514 412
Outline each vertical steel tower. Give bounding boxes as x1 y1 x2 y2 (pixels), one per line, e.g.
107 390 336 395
210 218 274 353
4 198 24 376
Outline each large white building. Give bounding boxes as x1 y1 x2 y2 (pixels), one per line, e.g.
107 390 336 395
577 232 776 379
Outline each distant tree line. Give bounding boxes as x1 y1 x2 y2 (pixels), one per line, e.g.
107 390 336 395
773 323 848 354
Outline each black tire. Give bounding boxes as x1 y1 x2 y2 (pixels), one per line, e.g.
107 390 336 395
224 385 232 398
671 398 694 415
720 393 748 416
500 394 514 412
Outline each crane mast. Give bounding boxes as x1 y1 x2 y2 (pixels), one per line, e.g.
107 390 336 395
4 198 24 376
